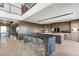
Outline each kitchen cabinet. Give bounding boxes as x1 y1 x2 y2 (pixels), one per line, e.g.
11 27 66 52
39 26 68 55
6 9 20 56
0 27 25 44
71 32 79 41
64 33 71 40
56 35 61 44
18 34 23 40
71 20 79 42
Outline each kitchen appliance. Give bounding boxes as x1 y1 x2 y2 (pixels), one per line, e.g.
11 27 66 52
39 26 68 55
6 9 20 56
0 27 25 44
54 28 60 32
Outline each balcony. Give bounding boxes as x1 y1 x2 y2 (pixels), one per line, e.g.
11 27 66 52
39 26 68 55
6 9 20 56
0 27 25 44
0 3 36 16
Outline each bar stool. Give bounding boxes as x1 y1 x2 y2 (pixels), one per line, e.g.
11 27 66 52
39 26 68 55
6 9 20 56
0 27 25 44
31 37 37 49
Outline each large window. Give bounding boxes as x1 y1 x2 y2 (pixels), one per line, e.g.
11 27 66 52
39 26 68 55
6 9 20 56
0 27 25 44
1 26 7 34
16 27 19 33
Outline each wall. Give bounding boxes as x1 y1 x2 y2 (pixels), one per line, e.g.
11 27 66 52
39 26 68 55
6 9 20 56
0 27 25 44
43 24 52 30
19 21 43 34
71 20 79 29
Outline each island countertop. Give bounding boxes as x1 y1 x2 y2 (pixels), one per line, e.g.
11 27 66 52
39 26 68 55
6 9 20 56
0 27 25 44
41 33 64 44
41 32 64 35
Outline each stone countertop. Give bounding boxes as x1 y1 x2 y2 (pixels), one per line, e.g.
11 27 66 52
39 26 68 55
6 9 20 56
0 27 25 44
41 33 65 44
41 33 64 36
24 33 55 40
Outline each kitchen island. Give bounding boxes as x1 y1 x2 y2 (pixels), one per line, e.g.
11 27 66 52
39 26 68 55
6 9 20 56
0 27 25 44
24 33 56 56
41 33 64 44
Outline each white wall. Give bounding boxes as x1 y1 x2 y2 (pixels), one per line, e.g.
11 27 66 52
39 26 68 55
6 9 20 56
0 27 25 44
18 21 43 34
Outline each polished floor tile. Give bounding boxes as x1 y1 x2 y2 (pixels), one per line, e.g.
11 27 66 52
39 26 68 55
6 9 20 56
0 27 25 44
0 35 79 56
0 36 39 56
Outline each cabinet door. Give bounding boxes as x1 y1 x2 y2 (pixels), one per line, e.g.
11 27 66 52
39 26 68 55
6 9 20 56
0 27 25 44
71 32 79 41
64 33 71 40
56 35 61 43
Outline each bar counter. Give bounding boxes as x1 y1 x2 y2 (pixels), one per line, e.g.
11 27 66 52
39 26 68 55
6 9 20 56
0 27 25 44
24 33 56 56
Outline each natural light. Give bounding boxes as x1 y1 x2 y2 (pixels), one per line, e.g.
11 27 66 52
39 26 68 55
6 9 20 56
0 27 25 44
1 26 7 34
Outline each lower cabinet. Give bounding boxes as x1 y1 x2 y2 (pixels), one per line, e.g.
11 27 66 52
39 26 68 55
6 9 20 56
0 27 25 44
71 32 79 42
18 34 24 40
55 34 64 44
56 35 61 44
64 33 71 40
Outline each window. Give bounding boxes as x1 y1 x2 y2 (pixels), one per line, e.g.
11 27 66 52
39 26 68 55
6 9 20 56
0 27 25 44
1 26 7 34
16 27 19 33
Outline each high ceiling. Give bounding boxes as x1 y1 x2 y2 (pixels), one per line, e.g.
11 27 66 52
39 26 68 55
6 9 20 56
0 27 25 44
0 3 79 24
0 3 36 21
23 3 79 24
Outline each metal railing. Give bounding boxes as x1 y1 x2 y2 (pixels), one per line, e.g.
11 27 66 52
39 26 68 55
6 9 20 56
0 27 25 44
0 3 21 16
0 3 37 16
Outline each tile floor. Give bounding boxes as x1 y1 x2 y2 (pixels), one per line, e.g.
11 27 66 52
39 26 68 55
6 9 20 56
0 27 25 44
54 40 79 56
0 36 79 56
0 36 39 56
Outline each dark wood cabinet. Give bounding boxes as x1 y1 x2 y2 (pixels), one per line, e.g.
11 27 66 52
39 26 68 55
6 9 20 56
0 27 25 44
56 35 61 44
18 34 23 40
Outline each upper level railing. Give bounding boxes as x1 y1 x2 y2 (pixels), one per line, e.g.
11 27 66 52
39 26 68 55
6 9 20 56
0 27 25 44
0 3 36 16
0 3 21 16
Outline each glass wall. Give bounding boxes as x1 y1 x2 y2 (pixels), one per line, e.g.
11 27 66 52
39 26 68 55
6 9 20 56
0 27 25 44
1 26 7 36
